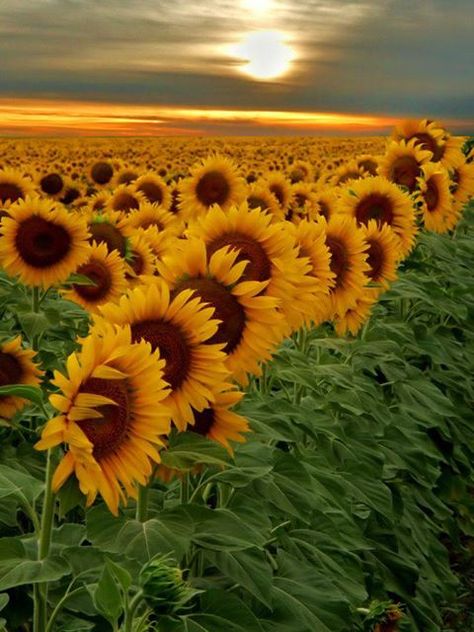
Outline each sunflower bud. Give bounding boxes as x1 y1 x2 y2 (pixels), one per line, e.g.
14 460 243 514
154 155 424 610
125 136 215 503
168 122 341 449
139 555 197 616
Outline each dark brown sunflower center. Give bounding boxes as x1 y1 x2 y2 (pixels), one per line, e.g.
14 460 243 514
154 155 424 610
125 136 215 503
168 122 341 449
191 407 215 436
112 192 139 213
317 200 330 220
74 260 112 301
247 195 269 211
40 173 63 196
117 171 137 185
89 222 126 256
174 278 245 354
0 352 23 387
424 178 439 212
390 155 420 192
326 236 349 287
293 193 309 209
91 162 113 185
130 250 144 275
366 238 385 281
337 171 362 184
290 168 305 183
169 190 180 214
15 216 71 268
410 133 444 162
0 182 23 204
77 377 130 459
358 159 378 175
137 181 163 204
207 231 272 282
196 171 230 207
131 320 190 390
269 184 284 206
61 188 81 205
355 193 394 226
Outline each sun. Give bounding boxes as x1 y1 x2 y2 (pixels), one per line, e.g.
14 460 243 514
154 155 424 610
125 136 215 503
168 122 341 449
232 31 295 81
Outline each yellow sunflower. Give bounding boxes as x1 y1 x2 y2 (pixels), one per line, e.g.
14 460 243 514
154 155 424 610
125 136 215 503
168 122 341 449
35 323 171 515
106 184 146 214
87 209 132 258
133 173 171 209
157 238 285 385
450 161 474 213
329 161 366 187
61 243 128 313
288 160 314 184
186 203 314 334
391 119 446 161
0 336 42 420
188 386 249 453
260 172 292 215
0 197 91 288
125 203 181 235
288 219 334 327
137 225 176 262
415 163 455 233
379 139 433 193
356 155 380 176
0 168 35 205
337 175 418 258
287 183 320 223
245 182 282 221
36 171 66 200
334 288 379 337
125 231 157 286
319 215 370 319
311 188 340 222
359 220 399 288
96 280 229 431
179 156 246 220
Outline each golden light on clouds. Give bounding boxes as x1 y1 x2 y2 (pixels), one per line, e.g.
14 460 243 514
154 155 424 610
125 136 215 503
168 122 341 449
232 31 295 81
241 0 274 14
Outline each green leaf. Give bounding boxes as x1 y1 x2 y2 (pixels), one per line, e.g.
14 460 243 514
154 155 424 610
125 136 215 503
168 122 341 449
0 384 45 409
161 433 230 470
0 554 70 591
0 463 44 508
17 311 51 338
93 564 123 625
0 594 9 612
106 557 132 592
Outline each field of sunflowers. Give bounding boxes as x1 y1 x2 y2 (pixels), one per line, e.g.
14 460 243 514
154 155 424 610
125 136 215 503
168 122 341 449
0 119 473 632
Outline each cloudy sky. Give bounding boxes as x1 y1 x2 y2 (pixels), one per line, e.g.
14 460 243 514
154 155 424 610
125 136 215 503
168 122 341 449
1 0 473 135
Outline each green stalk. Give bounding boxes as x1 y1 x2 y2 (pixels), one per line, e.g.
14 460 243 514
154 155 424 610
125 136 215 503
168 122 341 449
136 484 149 522
31 286 41 350
180 473 189 504
33 448 56 632
123 591 144 632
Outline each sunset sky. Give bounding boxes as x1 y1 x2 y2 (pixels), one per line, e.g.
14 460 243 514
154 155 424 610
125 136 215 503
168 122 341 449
1 0 473 136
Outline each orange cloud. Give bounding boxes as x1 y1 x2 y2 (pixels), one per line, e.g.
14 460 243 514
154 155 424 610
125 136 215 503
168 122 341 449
0 97 472 136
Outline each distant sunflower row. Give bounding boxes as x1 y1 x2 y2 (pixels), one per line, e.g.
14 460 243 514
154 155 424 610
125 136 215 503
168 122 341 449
0 119 472 514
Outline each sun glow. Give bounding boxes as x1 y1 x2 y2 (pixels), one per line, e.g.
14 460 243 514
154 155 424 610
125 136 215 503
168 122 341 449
233 31 295 81
241 0 274 13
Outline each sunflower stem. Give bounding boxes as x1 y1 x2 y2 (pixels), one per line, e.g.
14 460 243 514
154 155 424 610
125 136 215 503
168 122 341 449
34 448 56 632
31 286 41 350
136 484 149 522
180 473 190 504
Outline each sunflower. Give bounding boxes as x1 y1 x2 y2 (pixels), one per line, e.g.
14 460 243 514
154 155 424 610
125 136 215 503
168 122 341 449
157 238 285 385
329 161 366 187
89 161 114 188
356 155 379 176
319 215 370 318
288 219 334 327
106 184 146 214
415 163 455 233
37 171 65 199
125 203 181 235
35 323 171 515
245 182 282 220
189 387 249 452
260 172 292 215
111 166 139 187
287 183 320 222
125 231 157 286
179 156 246 220
134 173 171 209
359 220 399 288
337 175 417 258
87 209 132 259
288 160 314 183
391 119 446 161
450 161 474 213
186 203 313 333
61 243 128 313
0 197 91 288
312 188 339 222
378 139 432 193
96 280 229 431
0 168 35 205
333 288 378 337
138 225 176 262
0 336 42 420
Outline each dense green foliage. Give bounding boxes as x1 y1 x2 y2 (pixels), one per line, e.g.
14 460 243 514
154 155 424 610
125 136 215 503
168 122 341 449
0 204 473 631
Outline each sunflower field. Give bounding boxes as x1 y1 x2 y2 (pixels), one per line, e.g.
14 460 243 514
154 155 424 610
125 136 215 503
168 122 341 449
0 120 473 632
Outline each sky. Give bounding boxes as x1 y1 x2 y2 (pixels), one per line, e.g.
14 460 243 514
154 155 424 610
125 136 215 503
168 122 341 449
0 0 473 136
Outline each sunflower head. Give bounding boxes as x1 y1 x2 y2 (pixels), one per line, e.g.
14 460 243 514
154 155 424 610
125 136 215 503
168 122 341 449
0 336 42 420
0 168 35 205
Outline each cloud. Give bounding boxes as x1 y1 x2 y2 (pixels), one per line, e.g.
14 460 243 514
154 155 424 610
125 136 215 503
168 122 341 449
0 0 472 126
